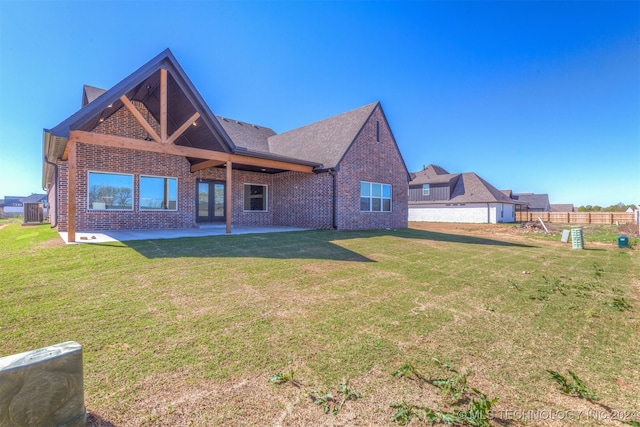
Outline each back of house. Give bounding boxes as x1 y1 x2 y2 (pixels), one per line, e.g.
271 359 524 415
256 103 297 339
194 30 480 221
42 49 410 242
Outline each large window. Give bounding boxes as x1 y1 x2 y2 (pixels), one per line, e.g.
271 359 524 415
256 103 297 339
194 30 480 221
360 181 392 212
88 172 133 210
422 184 430 196
140 176 177 210
244 184 267 211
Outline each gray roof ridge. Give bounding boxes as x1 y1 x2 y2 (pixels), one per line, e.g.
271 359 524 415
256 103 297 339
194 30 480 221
274 101 378 137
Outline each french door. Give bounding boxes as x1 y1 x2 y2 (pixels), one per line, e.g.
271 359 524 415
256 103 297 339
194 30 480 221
196 180 225 222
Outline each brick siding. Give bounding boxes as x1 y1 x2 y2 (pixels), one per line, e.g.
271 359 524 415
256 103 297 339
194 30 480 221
335 105 409 230
53 101 408 232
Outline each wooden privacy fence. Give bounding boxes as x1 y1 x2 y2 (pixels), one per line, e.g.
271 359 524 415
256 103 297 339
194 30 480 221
516 211 637 224
23 203 44 224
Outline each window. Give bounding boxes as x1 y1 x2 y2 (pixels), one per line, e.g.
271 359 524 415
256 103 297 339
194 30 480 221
360 181 392 212
244 184 267 211
376 120 380 142
422 184 430 196
140 176 177 210
88 172 133 210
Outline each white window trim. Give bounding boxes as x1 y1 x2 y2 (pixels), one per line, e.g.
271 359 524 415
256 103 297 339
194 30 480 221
243 183 268 212
139 175 178 211
422 184 430 196
360 181 392 213
87 171 134 211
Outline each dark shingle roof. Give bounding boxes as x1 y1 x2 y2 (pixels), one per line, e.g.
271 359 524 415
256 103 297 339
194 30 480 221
21 194 47 203
449 173 516 204
267 102 378 169
550 204 574 212
215 117 276 153
410 164 458 185
512 193 550 210
82 85 107 106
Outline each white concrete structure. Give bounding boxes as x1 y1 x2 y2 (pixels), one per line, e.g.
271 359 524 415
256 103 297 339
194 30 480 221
409 203 515 224
408 165 521 224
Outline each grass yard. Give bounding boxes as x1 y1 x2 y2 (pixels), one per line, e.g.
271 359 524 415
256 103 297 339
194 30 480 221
1 221 638 426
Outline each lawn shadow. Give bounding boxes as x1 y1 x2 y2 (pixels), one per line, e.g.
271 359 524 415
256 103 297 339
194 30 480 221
86 411 118 427
123 227 534 260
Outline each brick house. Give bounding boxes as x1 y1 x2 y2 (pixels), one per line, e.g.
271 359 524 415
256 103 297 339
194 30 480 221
408 164 522 223
42 49 409 242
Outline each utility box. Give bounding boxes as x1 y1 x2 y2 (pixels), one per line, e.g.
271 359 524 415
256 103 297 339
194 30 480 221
571 227 584 250
0 341 86 427
618 235 629 249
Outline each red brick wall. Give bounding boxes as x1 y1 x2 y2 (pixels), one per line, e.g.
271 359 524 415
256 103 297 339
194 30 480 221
193 167 276 227
53 100 408 232
335 105 409 230
272 171 334 229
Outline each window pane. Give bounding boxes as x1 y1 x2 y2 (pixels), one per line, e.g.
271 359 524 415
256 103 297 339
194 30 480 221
214 183 225 217
360 182 370 197
382 184 391 198
360 197 370 211
372 198 381 211
372 183 381 197
244 184 267 211
140 176 177 210
88 172 132 210
383 199 391 212
423 184 430 196
198 182 209 217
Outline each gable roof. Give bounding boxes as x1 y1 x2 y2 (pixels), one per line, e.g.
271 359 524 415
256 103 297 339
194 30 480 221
21 194 47 204
215 116 276 153
43 49 242 187
410 164 459 185
82 85 107 107
43 50 407 186
267 102 378 169
46 48 235 152
512 193 550 210
550 204 574 212
449 173 517 204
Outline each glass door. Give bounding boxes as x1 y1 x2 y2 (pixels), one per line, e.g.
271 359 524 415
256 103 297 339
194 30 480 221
196 180 225 222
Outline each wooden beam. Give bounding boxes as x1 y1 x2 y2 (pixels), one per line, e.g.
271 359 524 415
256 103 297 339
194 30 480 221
160 69 168 143
62 142 70 161
70 130 231 162
190 160 224 172
167 111 200 145
69 130 315 173
226 154 314 173
226 161 232 234
67 141 77 243
119 95 161 143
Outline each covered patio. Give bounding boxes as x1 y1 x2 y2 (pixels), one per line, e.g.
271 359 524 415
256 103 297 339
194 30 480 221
58 224 311 244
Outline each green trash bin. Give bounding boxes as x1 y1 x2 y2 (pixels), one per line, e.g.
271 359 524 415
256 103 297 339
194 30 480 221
571 227 584 250
618 235 629 249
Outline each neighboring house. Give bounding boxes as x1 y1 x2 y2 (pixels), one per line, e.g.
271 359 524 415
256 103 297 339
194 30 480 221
408 165 521 223
42 49 410 242
550 204 574 212
512 193 551 212
0 194 47 218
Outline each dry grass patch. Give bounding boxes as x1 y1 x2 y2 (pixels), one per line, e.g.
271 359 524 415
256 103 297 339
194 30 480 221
1 223 639 426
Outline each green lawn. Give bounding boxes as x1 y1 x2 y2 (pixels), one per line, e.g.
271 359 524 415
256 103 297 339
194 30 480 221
1 223 638 426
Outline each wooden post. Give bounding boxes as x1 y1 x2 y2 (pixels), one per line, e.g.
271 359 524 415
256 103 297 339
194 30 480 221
160 69 167 143
68 141 77 243
226 161 232 234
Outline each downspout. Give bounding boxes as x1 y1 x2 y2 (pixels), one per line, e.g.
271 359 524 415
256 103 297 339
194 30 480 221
43 157 58 228
329 169 337 229
487 203 490 224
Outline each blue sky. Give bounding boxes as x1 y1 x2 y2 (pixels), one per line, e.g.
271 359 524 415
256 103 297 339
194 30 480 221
0 0 638 207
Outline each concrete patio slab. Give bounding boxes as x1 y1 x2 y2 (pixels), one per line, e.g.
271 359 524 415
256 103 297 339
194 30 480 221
58 225 311 244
